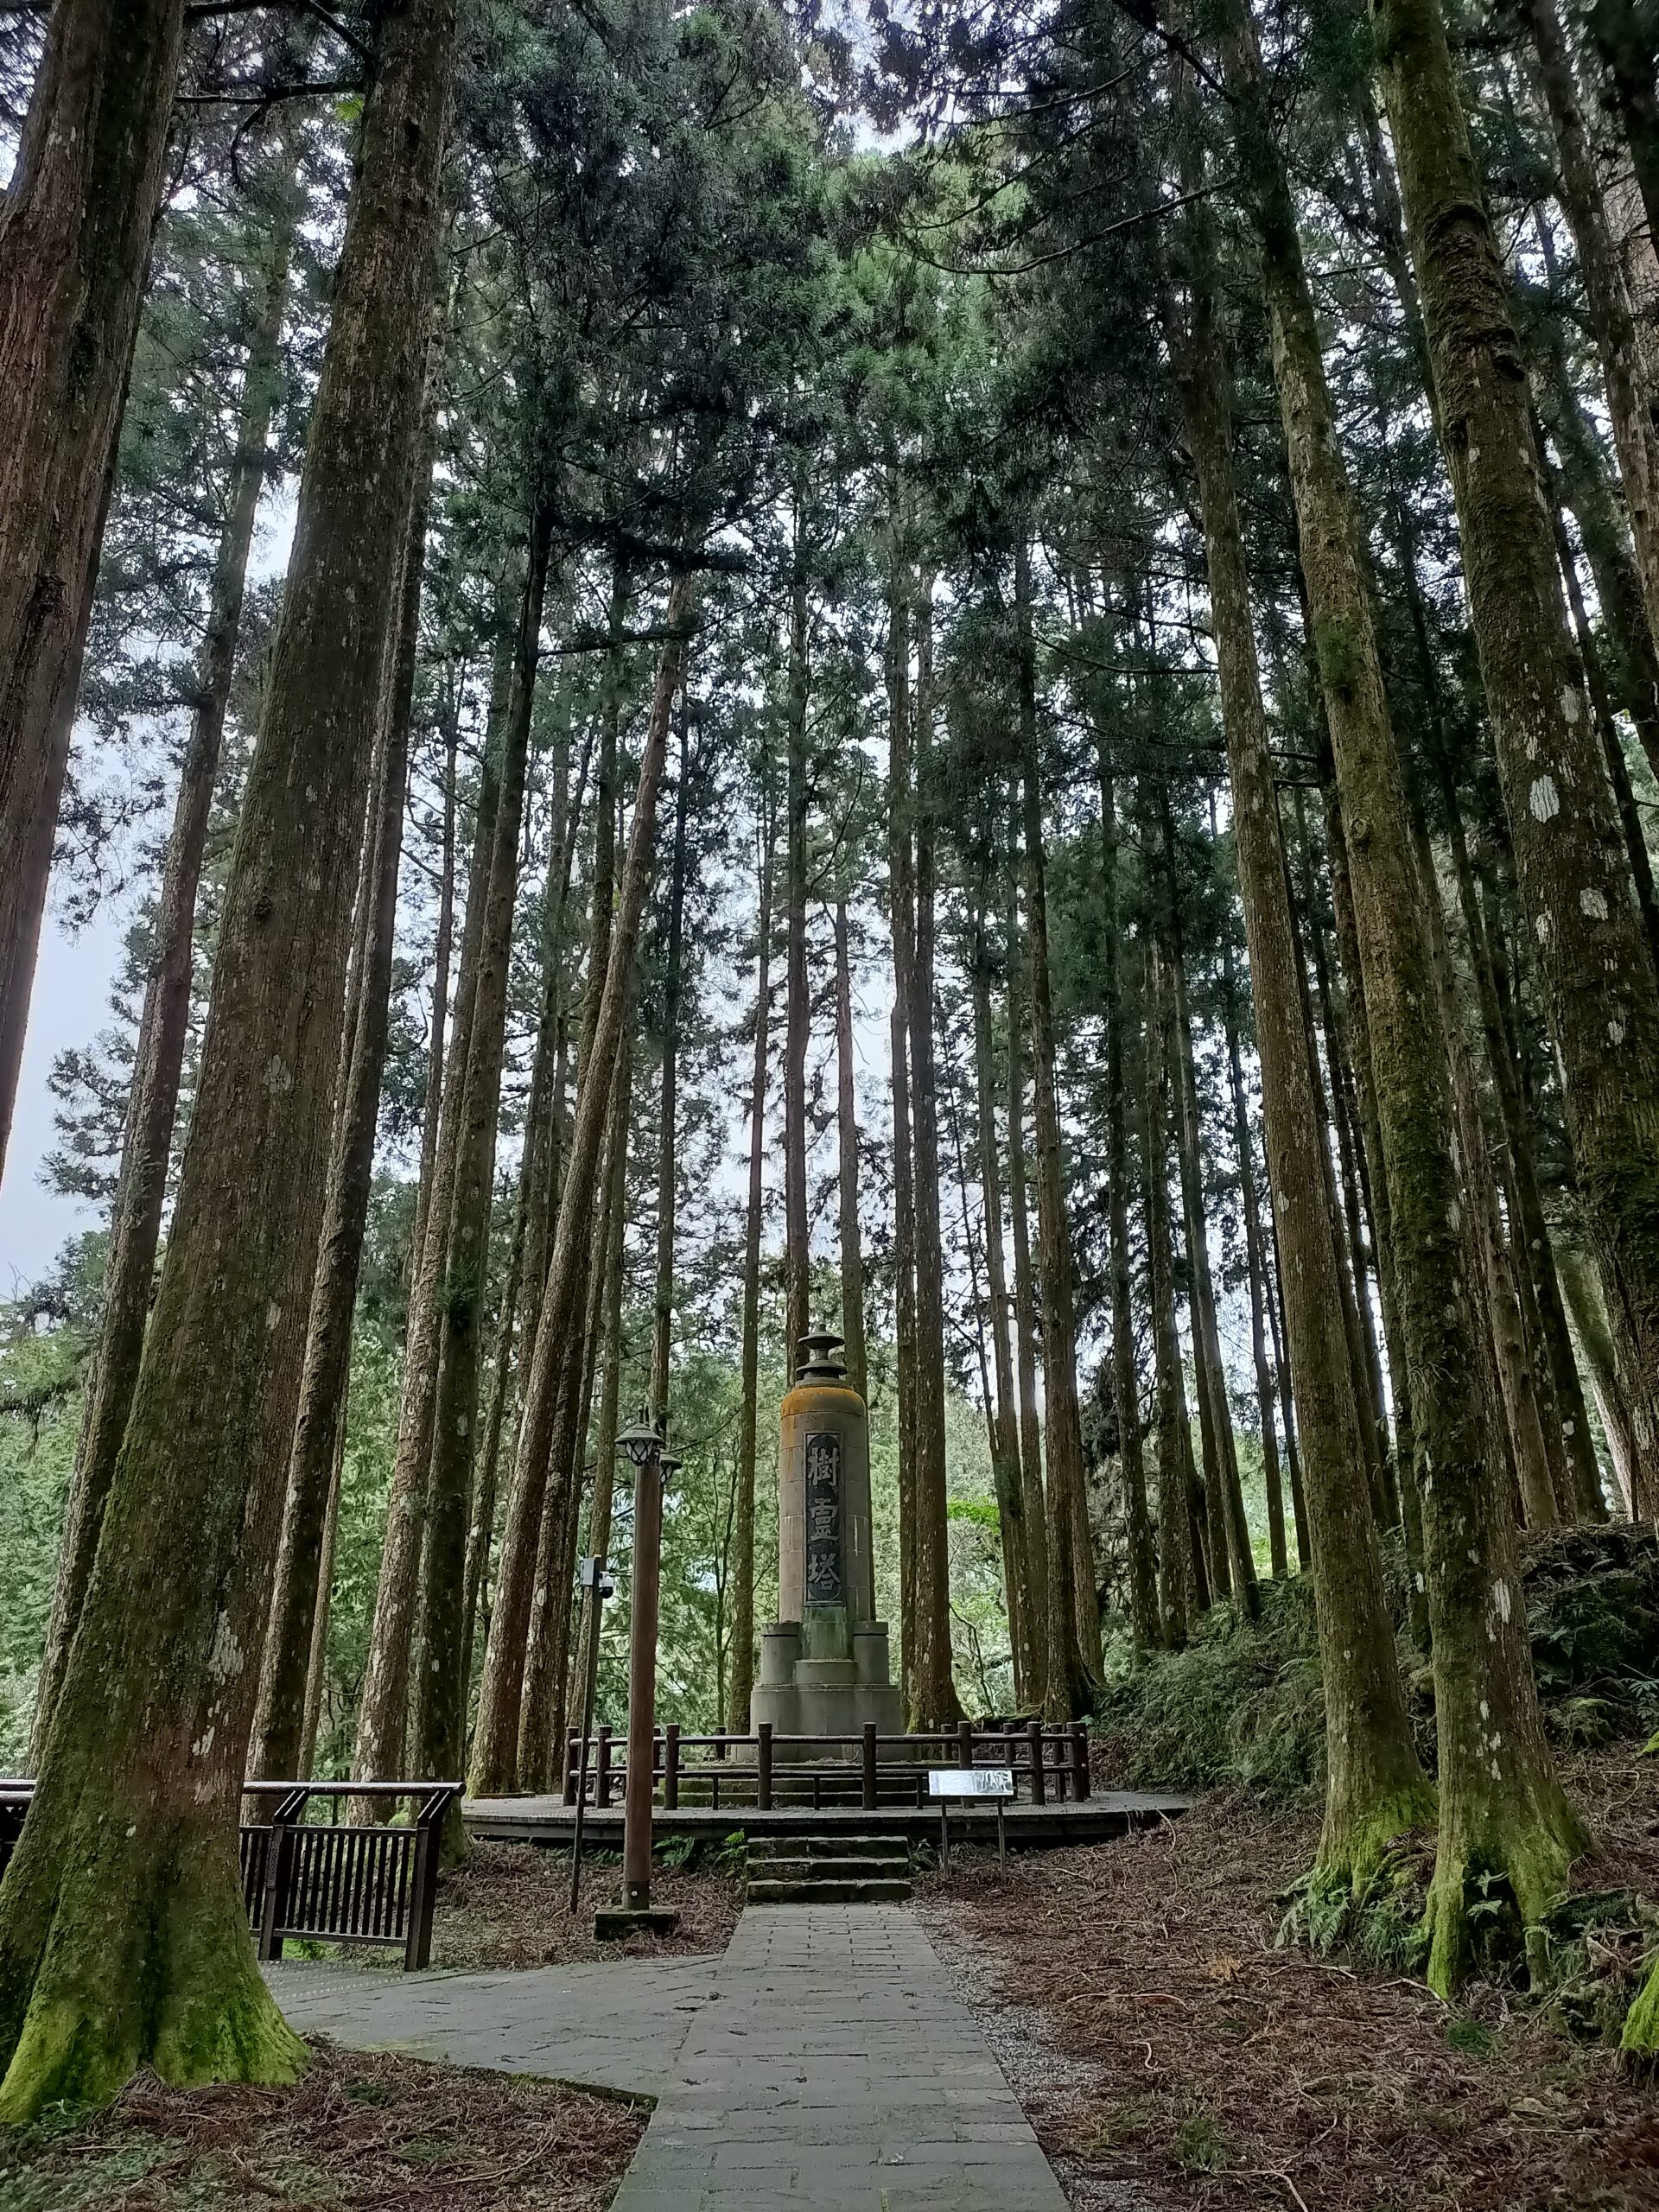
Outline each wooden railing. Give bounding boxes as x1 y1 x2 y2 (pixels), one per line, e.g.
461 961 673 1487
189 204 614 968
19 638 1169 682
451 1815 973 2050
560 1721 1091 1814
2 1779 456 1972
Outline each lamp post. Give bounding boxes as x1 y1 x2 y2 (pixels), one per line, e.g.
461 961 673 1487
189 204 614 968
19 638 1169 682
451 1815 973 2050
597 1413 680 1937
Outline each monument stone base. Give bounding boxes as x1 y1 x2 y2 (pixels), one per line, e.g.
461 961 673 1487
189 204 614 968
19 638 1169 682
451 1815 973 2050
749 1607 905 1757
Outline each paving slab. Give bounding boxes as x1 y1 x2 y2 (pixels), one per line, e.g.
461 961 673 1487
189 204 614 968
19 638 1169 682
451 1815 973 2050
612 1904 1070 2211
263 1955 719 2100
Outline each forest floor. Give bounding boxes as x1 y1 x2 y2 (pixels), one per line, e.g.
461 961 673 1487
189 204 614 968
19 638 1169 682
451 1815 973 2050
429 1839 746 1968
915 1749 1659 2212
0 2042 645 2211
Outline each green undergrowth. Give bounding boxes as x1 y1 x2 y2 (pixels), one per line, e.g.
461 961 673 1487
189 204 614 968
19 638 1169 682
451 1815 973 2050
1096 1521 1659 1805
1095 1524 1659 2041
1095 1573 1330 1803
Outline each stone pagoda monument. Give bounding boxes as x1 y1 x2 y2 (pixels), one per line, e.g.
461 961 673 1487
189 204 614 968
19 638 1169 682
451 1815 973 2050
750 1331 903 1751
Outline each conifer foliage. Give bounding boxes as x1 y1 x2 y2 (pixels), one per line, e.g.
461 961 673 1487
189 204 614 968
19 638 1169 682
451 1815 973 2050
2 0 1659 2112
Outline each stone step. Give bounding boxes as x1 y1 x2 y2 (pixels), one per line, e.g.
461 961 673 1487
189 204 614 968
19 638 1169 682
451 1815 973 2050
746 1876 913 1906
748 1834 910 1861
748 1855 908 1885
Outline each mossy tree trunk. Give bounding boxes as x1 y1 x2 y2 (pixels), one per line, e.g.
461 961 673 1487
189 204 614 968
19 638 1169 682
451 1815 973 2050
470 579 690 1796
783 495 812 1368
651 711 694 1420
1161 194 1431 1868
1167 918 1259 1614
0 0 186 1177
1534 335 1659 786
33 182 296 1763
418 502 553 1811
251 424 429 1783
728 813 775 1734
568 1056 632 1772
1097 756 1160 1650
834 897 869 1407
885 521 920 1708
1521 0 1659 677
1017 538 1100 1713
1586 0 1659 255
1217 0 1584 1989
1374 0 1659 1518
970 888 1040 1693
907 579 959 1730
354 608 512 1798
1145 944 1192 1650
0 0 456 2118
1005 855 1050 1711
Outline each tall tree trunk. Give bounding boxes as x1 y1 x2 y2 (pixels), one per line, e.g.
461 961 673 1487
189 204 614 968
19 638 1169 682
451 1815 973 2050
1558 1241 1643 1513
970 893 1041 1692
885 524 919 1709
518 1103 614 1792
783 502 811 1366
1264 1219 1313 1571
834 899 869 1407
0 0 456 2117
1375 0 1659 1520
728 817 775 1736
1017 539 1099 1712
1222 938 1290 1581
1586 0 1659 253
1548 464 1659 980
418 503 553 1813
572 1057 633 1762
251 363 435 1783
1521 0 1659 672
1146 945 1192 1650
412 709 460 1286
468 577 690 1797
31 192 294 1759
1219 0 1583 1988
1167 923 1259 1612
906 578 957 1728
1097 757 1160 1654
1300 826 1395 1513
651 714 692 1421
1535 337 1659 784
297 1419 345 1780
354 607 512 1796
1440 759 1608 1523
1005 871 1049 1709
0 0 188 1177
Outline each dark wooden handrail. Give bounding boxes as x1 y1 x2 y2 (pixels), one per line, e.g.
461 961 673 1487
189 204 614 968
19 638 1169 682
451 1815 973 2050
556 1723 1091 1813
1 1779 458 1971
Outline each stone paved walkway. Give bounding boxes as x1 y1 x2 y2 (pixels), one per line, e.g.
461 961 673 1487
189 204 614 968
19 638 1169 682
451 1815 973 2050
613 1904 1069 2211
264 1955 719 2100
268 1904 1069 2208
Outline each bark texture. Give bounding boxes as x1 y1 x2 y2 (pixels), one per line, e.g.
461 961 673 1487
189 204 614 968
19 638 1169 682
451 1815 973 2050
33 190 295 1761
0 0 187 1176
0 0 456 2116
1376 0 1659 1525
1218 0 1583 1986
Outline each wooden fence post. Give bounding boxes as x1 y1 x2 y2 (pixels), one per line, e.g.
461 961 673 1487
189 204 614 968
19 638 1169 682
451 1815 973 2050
1027 1718 1046 1807
1071 1722 1090 1802
404 1789 448 1970
862 1723 878 1810
957 1718 975 1773
758 1721 773 1811
596 1723 613 1809
563 1733 579 1807
664 1723 680 1810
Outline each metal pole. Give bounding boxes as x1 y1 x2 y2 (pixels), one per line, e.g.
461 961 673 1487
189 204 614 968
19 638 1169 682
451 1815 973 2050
622 1449 665 1910
568 1569 606 1916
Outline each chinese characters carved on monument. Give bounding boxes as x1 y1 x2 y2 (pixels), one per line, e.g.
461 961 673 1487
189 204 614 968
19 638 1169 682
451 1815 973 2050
804 1431 842 1604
